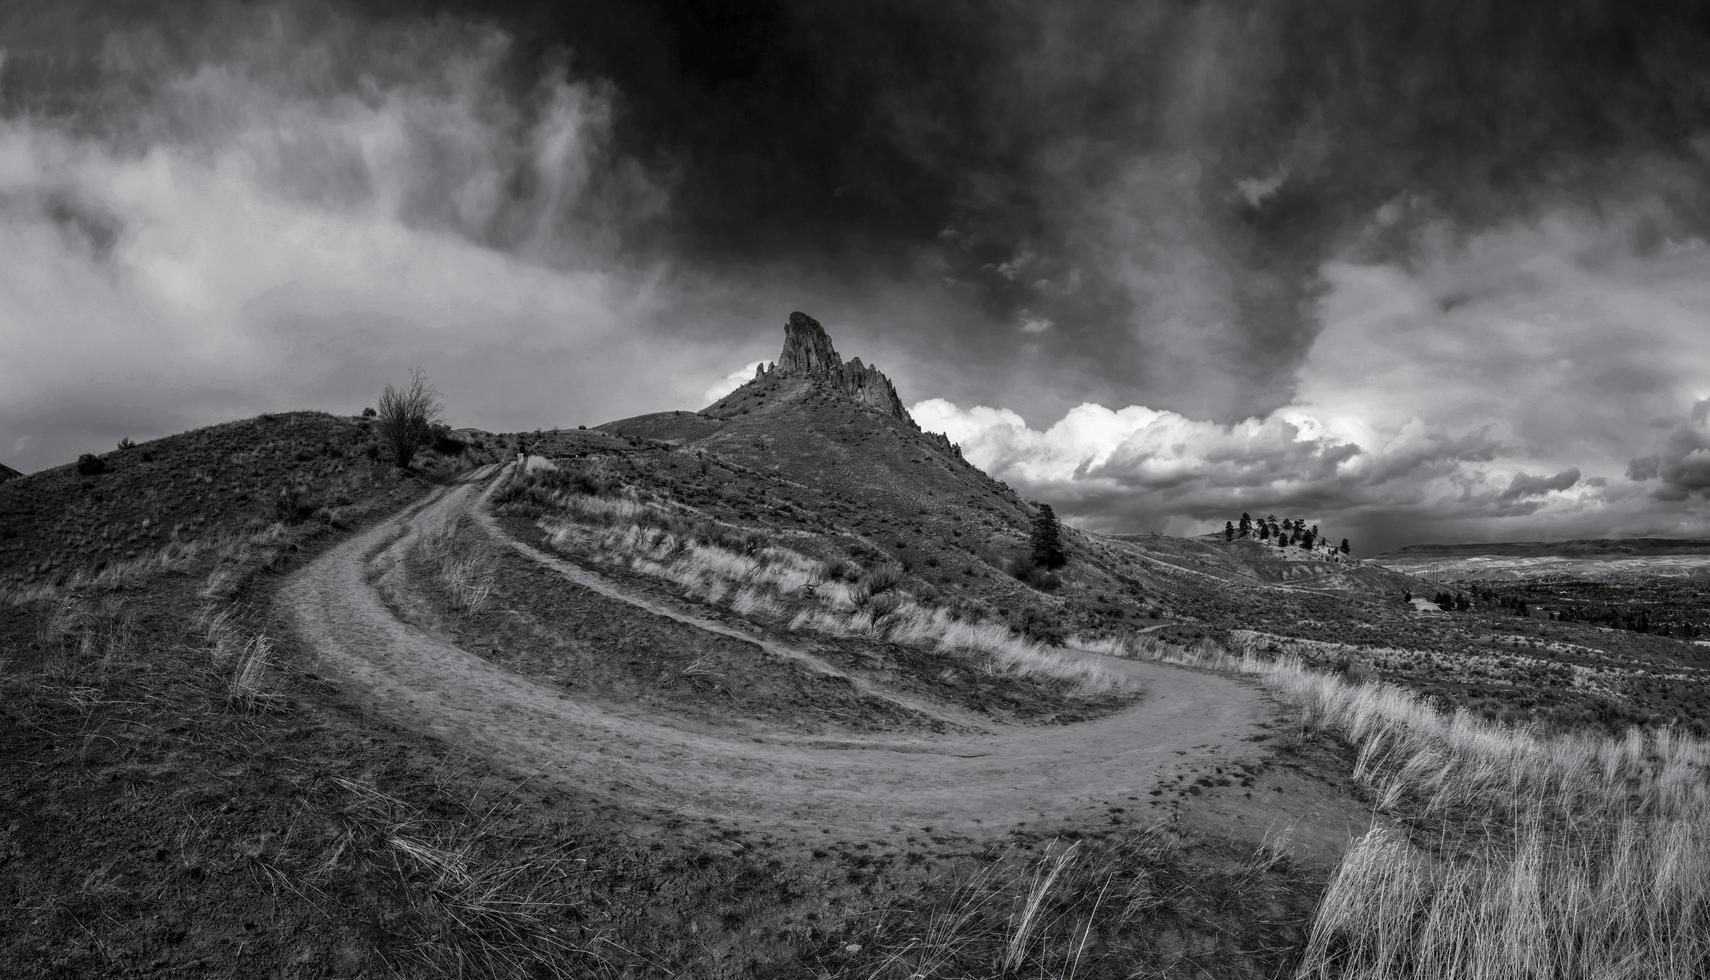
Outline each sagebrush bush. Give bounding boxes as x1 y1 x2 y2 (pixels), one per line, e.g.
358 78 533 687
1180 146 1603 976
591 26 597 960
1007 604 1066 646
1008 552 1062 592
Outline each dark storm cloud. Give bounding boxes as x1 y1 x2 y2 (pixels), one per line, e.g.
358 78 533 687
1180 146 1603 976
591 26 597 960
4 0 1710 550
0 0 721 473
1501 467 1582 502
402 0 1710 418
1629 399 1710 500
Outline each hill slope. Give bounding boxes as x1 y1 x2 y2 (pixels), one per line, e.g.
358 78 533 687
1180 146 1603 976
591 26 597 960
590 312 1437 644
0 411 505 589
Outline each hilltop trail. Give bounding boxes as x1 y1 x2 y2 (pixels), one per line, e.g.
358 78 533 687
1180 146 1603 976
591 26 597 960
279 465 1276 835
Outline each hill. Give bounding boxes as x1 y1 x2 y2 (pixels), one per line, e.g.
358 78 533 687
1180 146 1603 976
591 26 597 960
0 461 20 483
0 412 507 589
588 312 1435 645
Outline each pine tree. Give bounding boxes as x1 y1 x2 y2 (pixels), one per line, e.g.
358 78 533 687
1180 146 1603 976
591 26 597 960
1238 513 1252 537
1030 504 1067 570
1339 538 1351 555
1258 522 1271 541
1225 521 1235 541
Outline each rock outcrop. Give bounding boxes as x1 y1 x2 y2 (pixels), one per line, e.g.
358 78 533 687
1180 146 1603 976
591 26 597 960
777 312 843 376
766 312 911 421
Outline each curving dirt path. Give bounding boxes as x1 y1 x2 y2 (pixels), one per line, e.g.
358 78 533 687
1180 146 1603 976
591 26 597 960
279 466 1274 835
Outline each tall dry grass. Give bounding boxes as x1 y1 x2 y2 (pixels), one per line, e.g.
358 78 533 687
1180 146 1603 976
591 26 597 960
839 827 1308 980
1108 633 1710 980
325 773 597 978
0 535 221 608
193 603 282 712
413 513 498 616
531 488 1132 694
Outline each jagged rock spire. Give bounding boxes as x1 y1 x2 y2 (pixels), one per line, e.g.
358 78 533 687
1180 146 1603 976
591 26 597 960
771 312 910 421
778 312 842 375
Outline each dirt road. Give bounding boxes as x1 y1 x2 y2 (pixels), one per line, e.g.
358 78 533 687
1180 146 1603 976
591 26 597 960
279 466 1274 835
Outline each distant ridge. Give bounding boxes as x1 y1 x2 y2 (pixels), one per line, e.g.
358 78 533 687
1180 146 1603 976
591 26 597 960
1381 538 1710 560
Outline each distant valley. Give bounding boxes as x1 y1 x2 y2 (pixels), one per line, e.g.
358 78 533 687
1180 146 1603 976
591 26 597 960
1375 538 1710 581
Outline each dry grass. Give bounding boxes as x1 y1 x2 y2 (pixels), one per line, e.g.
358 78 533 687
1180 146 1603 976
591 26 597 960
414 513 499 616
1104 632 1710 980
193 603 283 712
837 827 1309 980
0 536 219 609
805 602 1132 692
21 590 139 686
325 773 601 979
201 522 315 600
532 489 1133 694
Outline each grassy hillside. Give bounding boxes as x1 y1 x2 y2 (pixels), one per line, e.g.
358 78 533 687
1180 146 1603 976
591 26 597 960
597 373 1417 648
0 412 505 590
5 327 1710 977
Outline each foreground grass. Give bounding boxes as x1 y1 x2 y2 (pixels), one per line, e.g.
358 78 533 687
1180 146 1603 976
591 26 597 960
831 826 1315 980
1134 637 1710 980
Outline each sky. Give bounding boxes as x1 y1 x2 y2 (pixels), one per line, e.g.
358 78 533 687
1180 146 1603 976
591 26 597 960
3 0 1709 552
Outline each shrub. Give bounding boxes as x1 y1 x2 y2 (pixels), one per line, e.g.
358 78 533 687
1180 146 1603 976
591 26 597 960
76 453 107 476
826 558 863 582
275 484 317 524
867 591 905 618
116 437 135 450
431 424 467 456
361 406 377 417
1008 604 1066 646
865 563 905 595
377 367 444 469
1009 552 1062 592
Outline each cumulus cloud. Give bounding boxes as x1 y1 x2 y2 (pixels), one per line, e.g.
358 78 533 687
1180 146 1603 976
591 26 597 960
914 199 1710 550
703 361 766 403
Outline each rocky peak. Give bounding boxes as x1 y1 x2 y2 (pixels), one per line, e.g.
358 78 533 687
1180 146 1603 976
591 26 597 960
777 312 842 376
766 312 911 422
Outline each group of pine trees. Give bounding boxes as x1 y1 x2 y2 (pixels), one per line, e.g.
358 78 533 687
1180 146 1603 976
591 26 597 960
1224 513 1350 555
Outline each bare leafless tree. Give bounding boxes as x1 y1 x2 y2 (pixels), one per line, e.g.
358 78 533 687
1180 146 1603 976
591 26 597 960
376 367 444 469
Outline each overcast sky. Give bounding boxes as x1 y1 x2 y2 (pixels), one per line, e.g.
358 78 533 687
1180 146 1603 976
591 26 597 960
3 0 1709 551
